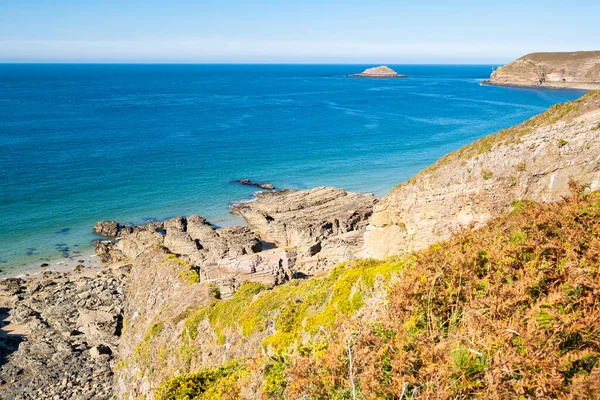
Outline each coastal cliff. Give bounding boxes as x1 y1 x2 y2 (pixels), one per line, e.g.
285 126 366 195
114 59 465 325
111 92 600 399
2 92 600 399
365 90 600 259
487 51 600 90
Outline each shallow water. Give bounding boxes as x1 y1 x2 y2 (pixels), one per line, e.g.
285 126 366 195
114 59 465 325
0 64 585 274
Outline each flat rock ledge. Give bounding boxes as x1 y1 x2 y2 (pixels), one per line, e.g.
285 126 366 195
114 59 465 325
232 187 376 271
349 65 406 78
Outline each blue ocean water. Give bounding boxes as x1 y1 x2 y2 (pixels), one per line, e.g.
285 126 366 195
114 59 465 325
0 64 586 274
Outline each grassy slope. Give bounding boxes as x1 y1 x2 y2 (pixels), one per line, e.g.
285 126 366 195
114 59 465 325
415 90 600 178
521 51 600 63
156 184 600 399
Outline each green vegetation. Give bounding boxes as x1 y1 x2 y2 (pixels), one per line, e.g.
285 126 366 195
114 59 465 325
516 161 526 171
156 360 249 400
179 269 200 284
180 258 408 352
207 283 221 299
559 138 569 147
132 321 165 370
165 254 200 284
482 169 493 180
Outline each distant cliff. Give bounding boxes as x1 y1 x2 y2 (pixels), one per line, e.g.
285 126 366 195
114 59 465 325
487 51 600 90
365 91 600 258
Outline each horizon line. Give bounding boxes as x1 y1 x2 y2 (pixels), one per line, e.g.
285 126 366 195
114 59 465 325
0 61 505 65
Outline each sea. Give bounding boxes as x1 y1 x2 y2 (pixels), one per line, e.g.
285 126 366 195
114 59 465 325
0 64 586 276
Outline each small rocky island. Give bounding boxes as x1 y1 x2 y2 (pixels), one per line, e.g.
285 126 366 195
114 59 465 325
349 65 406 78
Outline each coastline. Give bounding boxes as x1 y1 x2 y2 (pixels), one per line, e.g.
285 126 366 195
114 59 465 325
0 65 584 276
2 88 599 399
0 253 103 280
482 79 600 91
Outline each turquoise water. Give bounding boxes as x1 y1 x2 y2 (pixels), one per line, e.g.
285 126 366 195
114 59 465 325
0 64 585 274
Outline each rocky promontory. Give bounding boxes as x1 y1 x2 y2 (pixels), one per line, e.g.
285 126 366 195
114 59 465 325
486 51 600 90
349 65 406 78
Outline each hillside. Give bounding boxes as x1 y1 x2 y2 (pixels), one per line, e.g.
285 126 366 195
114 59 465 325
365 91 600 259
487 51 600 90
134 186 600 399
110 93 600 399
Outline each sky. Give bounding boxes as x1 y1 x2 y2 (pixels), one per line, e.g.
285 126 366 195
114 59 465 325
0 0 599 64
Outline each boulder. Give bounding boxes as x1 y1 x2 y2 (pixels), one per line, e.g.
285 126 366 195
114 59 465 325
164 216 187 232
90 344 112 359
0 277 24 295
93 221 120 237
76 309 118 345
163 231 200 255
187 215 220 242
114 230 164 260
217 226 262 257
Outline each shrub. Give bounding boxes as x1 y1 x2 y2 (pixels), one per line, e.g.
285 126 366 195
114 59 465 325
156 360 248 400
286 189 600 399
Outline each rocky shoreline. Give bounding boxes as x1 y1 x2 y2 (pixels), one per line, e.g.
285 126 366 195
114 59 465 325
0 264 130 399
92 187 375 294
0 186 376 398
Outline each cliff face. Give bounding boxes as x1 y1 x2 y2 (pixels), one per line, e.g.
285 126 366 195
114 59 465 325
365 91 600 259
488 51 600 90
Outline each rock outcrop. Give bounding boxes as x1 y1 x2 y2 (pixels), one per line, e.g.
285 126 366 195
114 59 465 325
349 65 406 78
0 266 129 399
486 51 600 90
94 215 275 293
232 187 376 271
114 249 214 399
93 220 120 237
94 187 375 298
236 179 275 190
365 91 600 259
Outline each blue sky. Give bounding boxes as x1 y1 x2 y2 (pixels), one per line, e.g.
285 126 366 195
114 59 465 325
1 0 598 63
